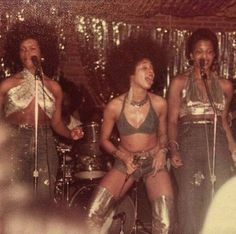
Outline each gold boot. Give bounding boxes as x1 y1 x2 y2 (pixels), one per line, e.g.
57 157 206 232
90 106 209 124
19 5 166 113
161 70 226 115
86 186 116 234
151 195 174 234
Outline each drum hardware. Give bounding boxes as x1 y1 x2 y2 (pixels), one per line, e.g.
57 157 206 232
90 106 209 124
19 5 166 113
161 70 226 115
55 155 74 207
132 180 151 234
55 142 76 207
116 179 151 234
56 142 73 161
81 121 101 143
113 212 126 234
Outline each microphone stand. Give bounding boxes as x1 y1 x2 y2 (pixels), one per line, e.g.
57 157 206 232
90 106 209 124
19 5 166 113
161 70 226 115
33 67 42 197
201 70 217 198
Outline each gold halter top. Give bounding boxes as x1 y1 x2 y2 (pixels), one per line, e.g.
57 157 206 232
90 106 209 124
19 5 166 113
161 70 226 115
179 69 225 118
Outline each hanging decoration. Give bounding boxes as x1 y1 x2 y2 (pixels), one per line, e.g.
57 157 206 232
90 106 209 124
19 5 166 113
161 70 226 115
1 1 236 106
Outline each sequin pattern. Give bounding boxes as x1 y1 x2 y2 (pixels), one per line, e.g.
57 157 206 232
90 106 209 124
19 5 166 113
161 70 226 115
5 69 55 118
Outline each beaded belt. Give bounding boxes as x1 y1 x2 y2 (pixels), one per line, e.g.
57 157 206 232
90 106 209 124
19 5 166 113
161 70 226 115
12 123 49 129
132 148 157 166
180 120 215 124
179 115 221 125
18 123 35 129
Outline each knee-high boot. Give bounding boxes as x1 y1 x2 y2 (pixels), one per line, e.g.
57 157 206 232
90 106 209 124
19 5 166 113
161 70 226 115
151 195 174 234
86 186 116 234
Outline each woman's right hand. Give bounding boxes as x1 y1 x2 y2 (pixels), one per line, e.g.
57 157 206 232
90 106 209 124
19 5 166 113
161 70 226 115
170 152 183 168
123 154 138 175
117 147 138 175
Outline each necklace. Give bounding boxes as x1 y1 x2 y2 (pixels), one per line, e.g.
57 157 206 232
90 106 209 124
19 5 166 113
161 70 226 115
130 95 148 107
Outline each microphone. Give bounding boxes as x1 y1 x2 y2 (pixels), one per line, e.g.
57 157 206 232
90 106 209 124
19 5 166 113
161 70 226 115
31 56 41 69
31 56 42 79
199 58 205 79
113 212 126 220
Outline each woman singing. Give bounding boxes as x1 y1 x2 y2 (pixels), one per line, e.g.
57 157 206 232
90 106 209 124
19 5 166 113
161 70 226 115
87 36 174 234
0 19 83 200
167 28 235 234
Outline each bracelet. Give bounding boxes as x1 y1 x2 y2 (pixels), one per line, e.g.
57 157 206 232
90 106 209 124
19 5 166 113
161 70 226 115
168 140 180 151
159 147 168 154
111 149 118 157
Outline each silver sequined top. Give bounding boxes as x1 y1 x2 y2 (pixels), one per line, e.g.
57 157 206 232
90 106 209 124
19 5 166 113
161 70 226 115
4 69 56 118
179 69 225 118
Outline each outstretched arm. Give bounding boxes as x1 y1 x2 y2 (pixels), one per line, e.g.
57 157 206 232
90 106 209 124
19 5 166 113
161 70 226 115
50 82 83 140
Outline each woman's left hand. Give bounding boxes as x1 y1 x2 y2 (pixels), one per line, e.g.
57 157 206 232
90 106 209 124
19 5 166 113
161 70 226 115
231 148 236 166
70 126 84 140
228 142 236 166
152 149 167 176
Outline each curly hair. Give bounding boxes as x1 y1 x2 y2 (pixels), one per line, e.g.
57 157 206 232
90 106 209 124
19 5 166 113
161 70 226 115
106 35 168 94
4 18 59 77
186 28 219 64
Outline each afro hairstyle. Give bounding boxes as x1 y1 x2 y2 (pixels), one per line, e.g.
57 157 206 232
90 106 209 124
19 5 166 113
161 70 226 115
106 35 168 94
4 18 59 77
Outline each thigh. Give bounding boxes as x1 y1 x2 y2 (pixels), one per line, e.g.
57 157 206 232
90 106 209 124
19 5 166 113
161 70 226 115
99 168 135 200
145 170 173 201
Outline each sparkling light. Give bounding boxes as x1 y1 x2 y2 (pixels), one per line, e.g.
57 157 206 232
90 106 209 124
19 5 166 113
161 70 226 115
0 2 236 104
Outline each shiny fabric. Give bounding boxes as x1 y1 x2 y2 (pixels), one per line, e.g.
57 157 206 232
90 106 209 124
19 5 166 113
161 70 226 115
179 69 225 118
151 196 174 234
116 94 159 136
87 186 115 233
5 69 55 118
2 124 58 200
173 122 234 234
113 147 157 181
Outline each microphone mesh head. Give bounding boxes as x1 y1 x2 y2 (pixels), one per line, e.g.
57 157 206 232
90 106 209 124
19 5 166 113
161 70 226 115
199 58 205 68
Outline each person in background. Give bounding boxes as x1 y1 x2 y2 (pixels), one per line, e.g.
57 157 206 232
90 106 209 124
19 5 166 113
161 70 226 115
167 28 235 234
0 18 84 201
229 86 236 134
86 36 174 234
59 77 83 130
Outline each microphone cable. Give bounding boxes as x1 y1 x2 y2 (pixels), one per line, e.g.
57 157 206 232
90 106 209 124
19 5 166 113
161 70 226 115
117 173 131 199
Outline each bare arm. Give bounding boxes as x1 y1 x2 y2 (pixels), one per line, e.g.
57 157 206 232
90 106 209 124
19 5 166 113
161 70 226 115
151 96 168 174
0 79 11 120
157 97 168 149
50 82 83 140
167 75 185 168
100 100 118 155
100 98 136 174
0 85 5 120
220 79 236 155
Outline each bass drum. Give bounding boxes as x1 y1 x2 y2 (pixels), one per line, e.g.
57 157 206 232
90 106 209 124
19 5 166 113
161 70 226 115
69 183 135 234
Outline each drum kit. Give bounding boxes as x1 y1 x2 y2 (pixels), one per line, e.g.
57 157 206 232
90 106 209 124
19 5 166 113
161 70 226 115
54 121 145 234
